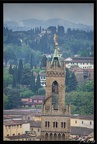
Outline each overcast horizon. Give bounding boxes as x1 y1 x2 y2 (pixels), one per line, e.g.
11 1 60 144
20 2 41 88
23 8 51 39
3 3 94 26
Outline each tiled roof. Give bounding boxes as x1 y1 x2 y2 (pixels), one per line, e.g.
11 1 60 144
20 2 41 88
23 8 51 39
29 121 41 127
71 115 94 120
64 60 93 64
70 126 93 136
5 134 35 139
3 120 29 126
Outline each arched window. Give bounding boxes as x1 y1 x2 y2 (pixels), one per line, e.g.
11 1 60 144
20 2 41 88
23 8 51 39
62 134 65 141
45 133 48 141
58 133 61 140
54 133 57 140
52 81 58 94
50 133 52 140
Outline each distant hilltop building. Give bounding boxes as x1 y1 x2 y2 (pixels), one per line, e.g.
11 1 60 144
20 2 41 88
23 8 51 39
64 57 94 69
41 34 70 141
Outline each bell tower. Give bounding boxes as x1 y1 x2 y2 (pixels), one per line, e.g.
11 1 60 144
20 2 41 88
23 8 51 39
41 34 71 141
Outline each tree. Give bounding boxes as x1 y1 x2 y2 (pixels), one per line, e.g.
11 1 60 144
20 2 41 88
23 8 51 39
9 64 13 75
12 66 18 88
21 68 31 85
18 59 23 84
4 74 13 87
65 68 71 92
36 73 41 92
3 93 9 109
4 88 22 109
37 87 45 95
65 91 94 115
40 55 47 67
69 72 78 91
30 72 36 93
30 52 33 70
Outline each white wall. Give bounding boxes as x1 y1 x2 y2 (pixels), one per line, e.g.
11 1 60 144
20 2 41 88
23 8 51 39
22 123 30 134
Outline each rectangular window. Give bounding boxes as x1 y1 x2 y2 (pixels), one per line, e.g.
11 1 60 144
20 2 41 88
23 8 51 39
64 122 66 128
45 121 47 127
34 100 37 103
90 122 92 125
38 100 42 103
48 121 50 127
82 121 83 124
53 122 55 127
75 121 77 124
56 122 57 128
61 122 63 128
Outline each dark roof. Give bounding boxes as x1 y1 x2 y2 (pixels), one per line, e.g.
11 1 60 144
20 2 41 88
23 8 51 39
64 60 93 64
33 96 45 99
72 57 94 60
29 121 41 127
3 120 29 126
70 127 93 136
71 115 94 120
6 134 35 139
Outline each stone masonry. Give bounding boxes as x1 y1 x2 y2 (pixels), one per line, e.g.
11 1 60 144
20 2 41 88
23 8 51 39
41 48 71 141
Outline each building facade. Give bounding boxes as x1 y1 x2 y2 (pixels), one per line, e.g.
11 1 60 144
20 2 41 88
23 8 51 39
41 38 71 141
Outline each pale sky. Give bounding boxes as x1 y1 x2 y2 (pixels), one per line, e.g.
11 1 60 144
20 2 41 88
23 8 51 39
3 3 94 26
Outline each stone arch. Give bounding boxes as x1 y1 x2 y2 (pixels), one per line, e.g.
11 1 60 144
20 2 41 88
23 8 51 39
45 133 48 141
58 133 61 140
50 133 53 140
52 81 58 94
62 134 65 141
52 81 58 109
54 133 57 140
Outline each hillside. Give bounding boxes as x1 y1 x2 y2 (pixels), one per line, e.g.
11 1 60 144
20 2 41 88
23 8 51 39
4 18 93 32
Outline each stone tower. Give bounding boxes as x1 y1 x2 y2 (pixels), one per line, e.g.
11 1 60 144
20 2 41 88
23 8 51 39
41 34 71 141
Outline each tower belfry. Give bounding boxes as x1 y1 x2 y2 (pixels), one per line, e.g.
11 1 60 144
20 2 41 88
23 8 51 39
41 34 70 141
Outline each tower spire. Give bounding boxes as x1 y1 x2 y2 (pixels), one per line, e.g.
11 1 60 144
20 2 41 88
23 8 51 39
51 34 62 66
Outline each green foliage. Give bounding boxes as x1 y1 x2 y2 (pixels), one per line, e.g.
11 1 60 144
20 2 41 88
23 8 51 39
12 66 18 88
9 64 13 75
36 73 41 92
18 59 23 84
21 68 31 85
30 72 36 93
66 91 94 115
37 87 45 95
20 90 34 98
3 93 9 109
40 55 47 67
32 68 41 73
4 73 13 87
77 80 94 92
65 68 78 92
3 88 22 109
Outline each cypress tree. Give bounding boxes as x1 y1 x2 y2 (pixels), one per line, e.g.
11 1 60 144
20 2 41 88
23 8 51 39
9 64 13 75
17 59 23 84
12 66 18 88
40 55 47 68
69 72 78 91
36 73 41 92
30 53 33 70
30 72 36 92
65 68 71 92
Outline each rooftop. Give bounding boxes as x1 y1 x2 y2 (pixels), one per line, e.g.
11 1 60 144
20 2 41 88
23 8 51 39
71 115 94 120
71 126 93 136
3 120 29 126
5 133 35 140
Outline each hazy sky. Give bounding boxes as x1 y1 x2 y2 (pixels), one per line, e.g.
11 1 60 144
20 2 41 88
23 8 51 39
3 3 94 26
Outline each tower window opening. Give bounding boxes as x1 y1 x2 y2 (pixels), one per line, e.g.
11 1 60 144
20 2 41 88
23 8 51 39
61 122 66 128
45 121 50 127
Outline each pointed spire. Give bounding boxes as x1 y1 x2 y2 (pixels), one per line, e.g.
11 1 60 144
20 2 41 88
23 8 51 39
51 34 62 67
